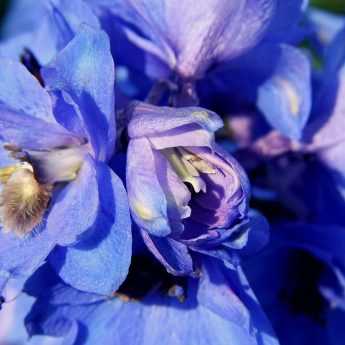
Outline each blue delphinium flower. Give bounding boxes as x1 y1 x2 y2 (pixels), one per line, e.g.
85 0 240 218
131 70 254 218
23 250 278 345
88 0 311 140
202 40 312 140
0 2 336 345
212 22 345 227
194 2 312 139
92 0 276 81
225 22 345 345
0 25 132 296
126 101 268 275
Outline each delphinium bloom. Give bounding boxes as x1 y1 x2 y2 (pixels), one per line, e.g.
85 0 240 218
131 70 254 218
221 22 345 345
0 25 132 297
0 1 324 345
23 241 278 345
126 101 269 275
93 0 276 82
235 23 345 226
89 0 311 140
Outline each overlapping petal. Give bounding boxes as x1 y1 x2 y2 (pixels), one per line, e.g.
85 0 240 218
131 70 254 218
42 25 116 161
0 58 53 122
0 0 100 65
25 258 278 345
50 162 132 295
106 0 276 78
209 43 311 139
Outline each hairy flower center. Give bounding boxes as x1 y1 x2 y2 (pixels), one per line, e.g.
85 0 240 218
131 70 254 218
161 147 216 193
0 144 88 236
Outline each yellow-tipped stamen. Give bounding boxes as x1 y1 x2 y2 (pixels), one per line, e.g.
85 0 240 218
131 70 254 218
162 148 207 193
161 147 217 193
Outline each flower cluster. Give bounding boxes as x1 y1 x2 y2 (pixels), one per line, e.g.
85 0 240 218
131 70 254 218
0 1 344 345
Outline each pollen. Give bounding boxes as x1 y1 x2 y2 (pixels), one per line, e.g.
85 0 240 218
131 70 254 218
0 163 52 236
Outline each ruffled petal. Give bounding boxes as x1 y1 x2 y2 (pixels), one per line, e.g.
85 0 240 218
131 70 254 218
141 231 194 276
109 0 275 78
46 155 99 246
127 102 223 139
256 44 311 139
0 106 81 150
42 25 116 161
0 0 100 65
0 230 55 293
45 0 101 52
126 138 171 236
212 44 311 139
0 58 54 122
50 163 132 295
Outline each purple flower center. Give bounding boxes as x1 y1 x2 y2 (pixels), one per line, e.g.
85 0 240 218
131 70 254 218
160 146 244 235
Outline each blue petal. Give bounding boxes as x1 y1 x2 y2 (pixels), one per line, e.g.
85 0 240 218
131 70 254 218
49 90 88 140
127 138 171 237
24 263 105 306
0 0 100 65
108 0 275 78
46 155 99 246
328 309 345 345
45 0 101 52
324 25 345 74
25 261 275 345
141 231 194 276
306 9 345 57
0 231 56 294
0 157 101 295
0 58 54 122
243 234 337 345
0 283 39 344
1 0 46 39
0 1 53 63
213 43 311 139
305 62 345 152
256 44 311 139
42 25 116 161
198 258 279 345
241 210 270 256
197 258 251 328
127 102 223 139
0 105 81 150
50 163 132 295
263 0 308 43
